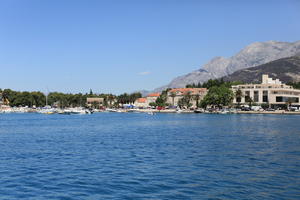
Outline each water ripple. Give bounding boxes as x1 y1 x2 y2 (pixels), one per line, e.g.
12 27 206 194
0 113 300 199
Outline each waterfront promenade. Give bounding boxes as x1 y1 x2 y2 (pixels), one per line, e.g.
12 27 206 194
1 106 300 115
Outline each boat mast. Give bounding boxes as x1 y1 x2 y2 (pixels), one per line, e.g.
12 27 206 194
45 87 49 107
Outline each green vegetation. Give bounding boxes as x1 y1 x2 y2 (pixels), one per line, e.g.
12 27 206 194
200 85 234 108
234 89 243 107
194 94 201 108
47 92 88 108
245 96 253 107
186 79 240 108
186 78 243 89
151 88 171 107
0 88 141 108
178 91 192 108
117 92 141 105
1 89 46 107
287 82 300 89
170 92 176 106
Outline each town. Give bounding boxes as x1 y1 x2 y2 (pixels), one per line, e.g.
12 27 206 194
1 74 300 114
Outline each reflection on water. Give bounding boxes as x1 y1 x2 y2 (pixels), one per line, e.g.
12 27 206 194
0 113 300 199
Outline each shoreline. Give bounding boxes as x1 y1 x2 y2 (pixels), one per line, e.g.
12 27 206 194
130 109 300 115
1 108 300 115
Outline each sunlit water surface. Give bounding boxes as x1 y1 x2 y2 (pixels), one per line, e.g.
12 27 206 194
0 113 300 199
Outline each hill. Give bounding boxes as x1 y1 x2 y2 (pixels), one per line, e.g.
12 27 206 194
222 56 300 83
154 40 300 91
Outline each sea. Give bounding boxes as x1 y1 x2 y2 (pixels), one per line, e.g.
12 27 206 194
0 113 300 200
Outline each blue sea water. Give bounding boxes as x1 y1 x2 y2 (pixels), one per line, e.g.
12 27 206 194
0 113 300 200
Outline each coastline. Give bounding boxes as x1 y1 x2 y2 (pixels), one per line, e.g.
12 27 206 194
1 107 300 115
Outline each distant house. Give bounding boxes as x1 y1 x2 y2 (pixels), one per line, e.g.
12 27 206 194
135 98 147 108
86 97 104 108
167 88 208 107
146 93 160 104
134 93 161 108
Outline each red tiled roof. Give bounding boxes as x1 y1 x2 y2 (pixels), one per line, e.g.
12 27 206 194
137 98 147 103
147 93 160 97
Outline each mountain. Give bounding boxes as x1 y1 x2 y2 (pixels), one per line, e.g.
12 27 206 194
222 56 300 83
155 40 300 91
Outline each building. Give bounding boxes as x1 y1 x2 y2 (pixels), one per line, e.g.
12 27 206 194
86 97 104 108
146 93 160 104
167 88 208 107
134 93 161 108
232 74 300 108
135 98 148 108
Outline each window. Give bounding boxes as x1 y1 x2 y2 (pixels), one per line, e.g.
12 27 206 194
245 91 251 102
254 91 259 102
276 96 299 103
263 91 268 102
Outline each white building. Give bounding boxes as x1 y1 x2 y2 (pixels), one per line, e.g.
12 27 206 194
232 74 300 108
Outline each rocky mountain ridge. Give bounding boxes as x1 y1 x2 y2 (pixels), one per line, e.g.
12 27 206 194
222 56 300 84
154 40 300 92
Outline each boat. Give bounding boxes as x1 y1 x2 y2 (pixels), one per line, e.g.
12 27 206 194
38 107 57 114
194 108 204 113
218 109 229 114
106 108 117 112
176 109 182 113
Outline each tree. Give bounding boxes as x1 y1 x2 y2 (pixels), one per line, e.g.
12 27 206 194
286 98 293 111
149 102 157 107
184 91 192 108
234 89 243 107
287 81 300 89
107 94 115 107
245 96 253 107
200 86 234 108
177 92 193 108
170 92 176 106
155 88 170 107
194 94 200 108
89 89 93 96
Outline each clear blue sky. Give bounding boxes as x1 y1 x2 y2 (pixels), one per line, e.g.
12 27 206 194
0 0 299 94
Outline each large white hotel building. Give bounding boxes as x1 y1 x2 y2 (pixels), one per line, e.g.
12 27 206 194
232 74 300 108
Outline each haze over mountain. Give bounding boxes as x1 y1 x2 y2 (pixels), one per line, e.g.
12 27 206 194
222 56 300 84
154 40 300 92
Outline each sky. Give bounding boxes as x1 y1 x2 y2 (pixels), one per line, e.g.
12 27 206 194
0 0 300 94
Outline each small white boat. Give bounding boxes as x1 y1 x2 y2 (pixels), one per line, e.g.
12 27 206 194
219 109 229 114
106 108 117 112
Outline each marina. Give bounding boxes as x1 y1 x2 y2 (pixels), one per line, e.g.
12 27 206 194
1 1 300 199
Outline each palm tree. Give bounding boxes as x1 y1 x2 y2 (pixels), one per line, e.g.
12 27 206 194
245 96 253 107
194 94 200 108
286 98 293 111
235 89 243 107
107 94 115 107
170 92 176 106
184 91 192 108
